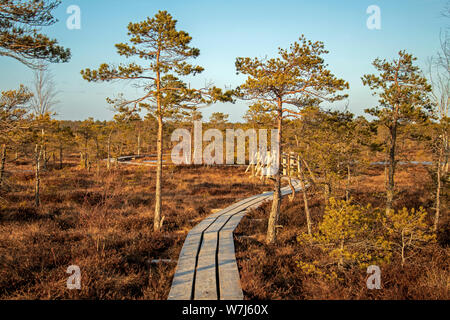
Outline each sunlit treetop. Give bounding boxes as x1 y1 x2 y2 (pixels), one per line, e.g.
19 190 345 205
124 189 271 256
235 35 349 117
362 50 433 125
81 10 232 116
0 0 71 68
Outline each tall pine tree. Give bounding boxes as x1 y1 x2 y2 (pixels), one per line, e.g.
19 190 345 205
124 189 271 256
362 51 432 212
235 35 348 244
81 11 232 231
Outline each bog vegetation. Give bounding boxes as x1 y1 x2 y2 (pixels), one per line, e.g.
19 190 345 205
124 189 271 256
0 1 448 299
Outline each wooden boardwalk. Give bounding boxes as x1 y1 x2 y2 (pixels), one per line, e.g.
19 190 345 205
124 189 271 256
168 179 302 300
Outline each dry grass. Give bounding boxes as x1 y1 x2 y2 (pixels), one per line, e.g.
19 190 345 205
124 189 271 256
235 165 449 300
0 156 268 299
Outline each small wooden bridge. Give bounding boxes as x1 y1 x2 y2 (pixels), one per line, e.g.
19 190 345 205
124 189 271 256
168 179 302 300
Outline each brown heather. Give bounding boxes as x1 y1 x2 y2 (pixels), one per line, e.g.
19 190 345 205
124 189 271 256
0 156 268 299
235 165 449 300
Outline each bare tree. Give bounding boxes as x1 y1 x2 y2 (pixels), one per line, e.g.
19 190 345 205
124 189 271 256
30 64 59 169
30 65 59 116
427 25 449 232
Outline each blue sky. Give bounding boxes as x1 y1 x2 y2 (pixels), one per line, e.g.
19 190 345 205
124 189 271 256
0 0 448 122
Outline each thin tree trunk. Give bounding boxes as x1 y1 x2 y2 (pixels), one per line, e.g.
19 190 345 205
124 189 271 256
386 121 398 212
401 230 405 267
346 163 351 202
435 165 441 232
107 131 112 170
95 138 99 162
154 117 163 231
154 52 163 232
83 137 88 170
137 130 141 157
35 144 41 207
266 98 282 244
434 147 444 232
43 145 47 170
0 144 6 187
302 159 317 186
84 152 88 170
384 162 388 189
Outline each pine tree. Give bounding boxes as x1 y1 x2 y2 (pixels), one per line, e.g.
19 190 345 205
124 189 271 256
383 207 435 266
297 198 390 279
209 112 230 127
236 36 348 243
0 85 32 187
81 11 232 231
362 51 432 212
243 102 276 129
53 125 75 169
0 0 70 68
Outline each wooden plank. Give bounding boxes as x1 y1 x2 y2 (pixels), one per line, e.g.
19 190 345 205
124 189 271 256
168 233 202 300
169 179 303 301
221 212 246 233
218 230 243 300
193 231 218 300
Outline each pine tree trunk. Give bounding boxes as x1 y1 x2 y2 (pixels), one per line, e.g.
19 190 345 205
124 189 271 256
386 121 398 212
43 145 47 170
0 144 6 187
95 138 99 163
435 165 441 232
41 129 47 170
384 162 388 189
154 55 163 232
154 115 163 231
84 137 88 170
401 230 405 267
434 147 444 232
346 163 351 202
302 159 317 186
266 99 282 244
35 144 41 207
84 152 88 170
107 131 112 170
137 131 141 156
